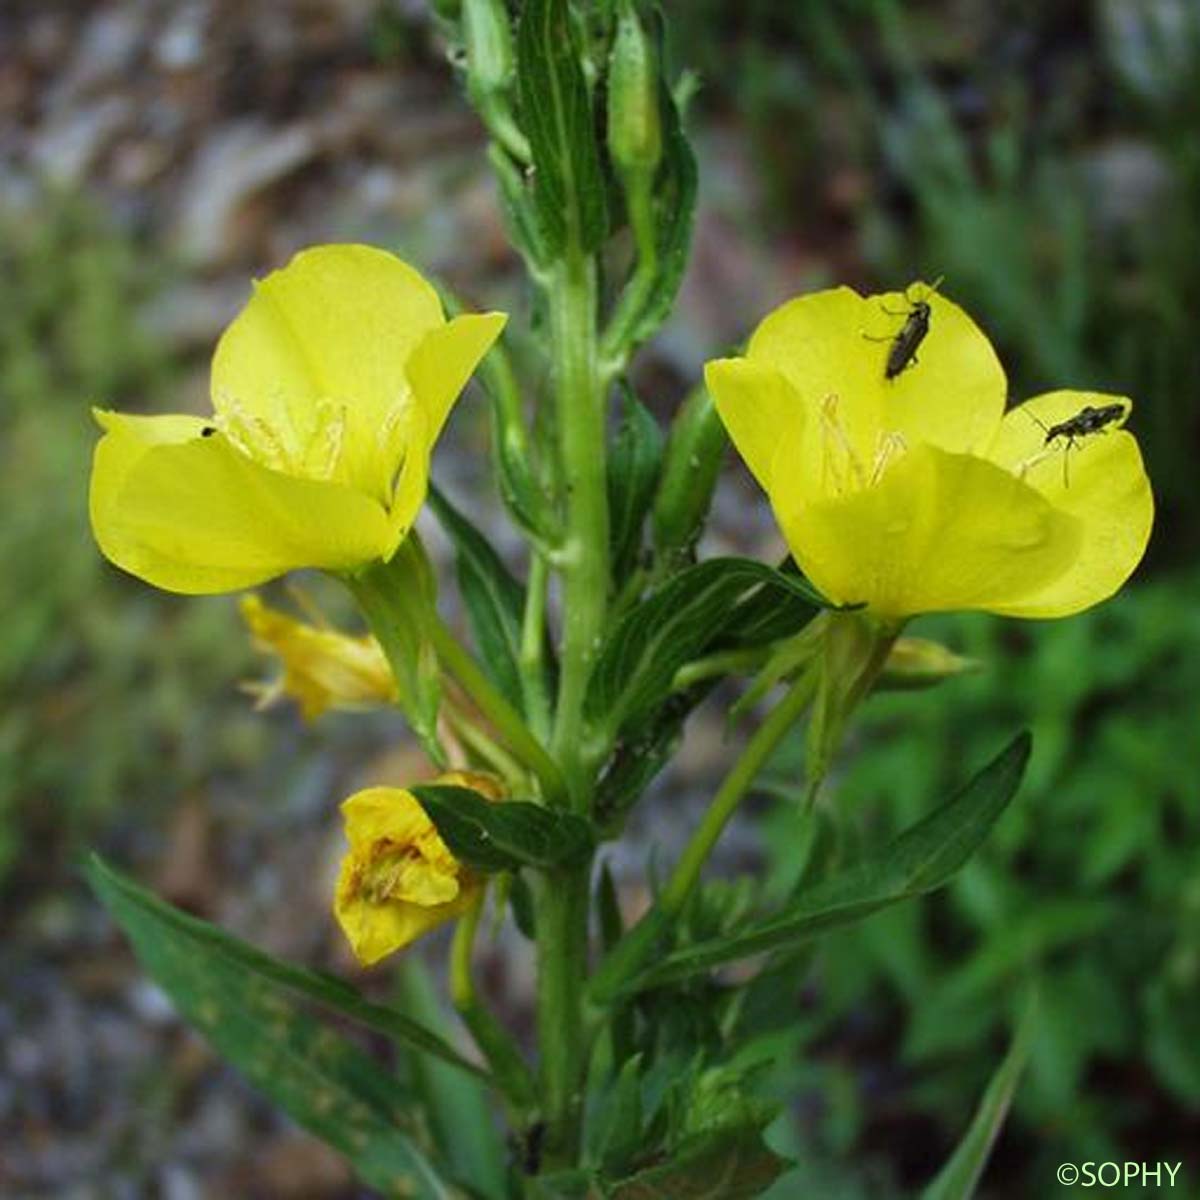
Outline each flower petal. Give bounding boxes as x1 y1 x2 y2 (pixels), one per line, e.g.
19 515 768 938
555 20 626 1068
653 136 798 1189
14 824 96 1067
406 311 508 444
770 441 1084 619
705 357 806 491
865 285 1007 456
747 287 885 474
335 877 472 966
341 787 433 847
985 391 1153 616
90 410 392 594
211 244 445 498
745 285 1006 495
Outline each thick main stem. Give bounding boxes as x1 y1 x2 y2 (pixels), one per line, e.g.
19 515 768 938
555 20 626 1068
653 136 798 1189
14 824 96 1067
535 246 607 1168
548 249 608 800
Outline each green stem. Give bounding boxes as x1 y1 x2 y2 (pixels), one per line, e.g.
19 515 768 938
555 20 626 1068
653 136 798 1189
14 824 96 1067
428 615 566 803
589 671 817 1002
534 245 608 1169
519 550 553 742
671 645 774 691
534 868 590 1168
599 176 658 376
662 671 817 912
451 891 538 1121
444 704 526 790
548 249 609 803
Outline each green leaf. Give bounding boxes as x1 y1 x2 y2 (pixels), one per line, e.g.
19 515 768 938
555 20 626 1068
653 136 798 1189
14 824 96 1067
396 958 508 1197
411 785 594 872
920 995 1038 1200
607 1127 789 1199
608 386 664 585
593 683 715 833
719 558 825 649
428 485 527 711
586 1053 645 1174
86 854 487 1079
87 855 456 1198
585 558 828 739
627 733 1031 991
516 0 608 255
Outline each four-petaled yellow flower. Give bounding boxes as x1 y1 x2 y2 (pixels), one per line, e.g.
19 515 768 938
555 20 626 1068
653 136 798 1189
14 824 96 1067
706 284 1153 621
239 594 395 720
334 771 504 966
90 244 506 594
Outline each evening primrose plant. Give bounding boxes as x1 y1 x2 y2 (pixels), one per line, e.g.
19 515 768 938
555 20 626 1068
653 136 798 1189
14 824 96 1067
85 3 1152 1197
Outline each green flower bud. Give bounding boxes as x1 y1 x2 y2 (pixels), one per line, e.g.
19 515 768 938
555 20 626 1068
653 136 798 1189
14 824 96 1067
463 0 515 100
878 637 980 691
606 0 662 179
652 384 727 567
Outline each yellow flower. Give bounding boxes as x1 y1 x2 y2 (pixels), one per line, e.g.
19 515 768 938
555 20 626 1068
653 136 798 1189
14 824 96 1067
239 593 395 720
706 284 1153 620
90 244 506 594
334 771 503 966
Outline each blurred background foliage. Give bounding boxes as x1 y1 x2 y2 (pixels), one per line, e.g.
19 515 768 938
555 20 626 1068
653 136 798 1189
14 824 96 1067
1 0 1196 1195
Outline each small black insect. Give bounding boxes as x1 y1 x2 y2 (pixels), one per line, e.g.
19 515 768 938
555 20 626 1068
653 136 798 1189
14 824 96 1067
1026 401 1128 486
865 278 943 380
1040 403 1127 448
201 425 217 437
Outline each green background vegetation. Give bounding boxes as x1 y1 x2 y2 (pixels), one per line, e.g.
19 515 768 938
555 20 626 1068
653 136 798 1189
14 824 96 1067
2 0 1196 1195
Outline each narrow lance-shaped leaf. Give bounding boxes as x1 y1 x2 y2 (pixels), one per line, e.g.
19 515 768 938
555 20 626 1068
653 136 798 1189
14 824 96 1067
622 732 1032 992
920 993 1039 1200
87 855 487 1076
516 0 608 254
87 855 456 1198
585 557 829 740
411 784 595 873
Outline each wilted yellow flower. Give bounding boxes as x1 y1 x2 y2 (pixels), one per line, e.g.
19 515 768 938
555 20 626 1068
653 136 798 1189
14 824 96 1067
706 285 1153 620
334 771 503 966
90 244 505 595
239 594 395 720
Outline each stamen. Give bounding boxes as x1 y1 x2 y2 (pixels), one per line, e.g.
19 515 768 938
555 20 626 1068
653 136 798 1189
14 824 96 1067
819 393 867 495
870 430 908 486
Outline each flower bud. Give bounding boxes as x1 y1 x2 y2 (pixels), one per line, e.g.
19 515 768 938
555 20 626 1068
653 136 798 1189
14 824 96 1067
606 0 662 180
652 383 727 567
240 593 395 720
879 637 980 691
463 0 516 106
